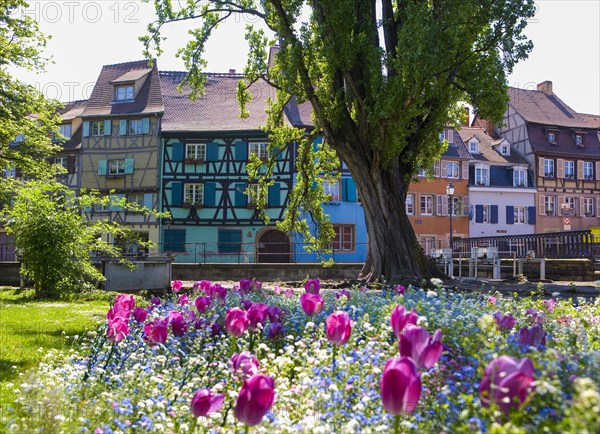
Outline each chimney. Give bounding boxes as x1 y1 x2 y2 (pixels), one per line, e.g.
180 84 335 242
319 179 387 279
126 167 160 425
537 81 553 95
229 69 236 74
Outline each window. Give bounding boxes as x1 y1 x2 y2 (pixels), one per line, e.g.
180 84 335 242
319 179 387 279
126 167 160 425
247 183 261 206
54 156 68 169
420 195 434 216
513 168 527 187
14 134 24 143
218 229 242 254
544 196 555 216
186 143 207 161
128 193 145 207
469 140 479 153
58 124 71 139
583 162 593 180
501 144 510 155
548 132 556 144
417 168 427 177
405 194 414 215
332 225 354 252
446 161 459 178
128 119 143 135
323 180 340 201
108 159 125 175
575 135 583 146
475 166 489 185
184 183 204 206
565 160 575 178
514 206 527 224
450 196 461 216
583 198 595 217
94 202 110 212
544 159 555 177
482 205 491 223
249 142 269 160
115 85 134 101
562 197 576 215
2 166 16 178
92 121 105 136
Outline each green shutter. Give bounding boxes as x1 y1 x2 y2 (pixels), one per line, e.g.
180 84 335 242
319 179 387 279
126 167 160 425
172 142 184 162
142 118 150 134
218 229 242 253
171 182 183 206
342 178 357 202
235 141 248 161
124 158 134 174
82 121 90 137
234 183 247 207
268 183 281 206
204 182 216 206
206 142 219 161
97 160 107 176
119 120 127 135
164 229 186 252
103 120 112 136
143 193 154 210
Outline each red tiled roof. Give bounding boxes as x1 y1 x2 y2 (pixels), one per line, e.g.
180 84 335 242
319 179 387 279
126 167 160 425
59 100 87 121
458 127 528 165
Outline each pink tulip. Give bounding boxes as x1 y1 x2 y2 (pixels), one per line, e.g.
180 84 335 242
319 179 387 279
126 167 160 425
229 351 260 378
107 317 130 343
239 279 252 294
195 296 211 314
171 280 183 292
251 280 262 291
284 288 295 298
518 324 546 347
399 325 443 370
493 311 516 331
240 299 253 310
326 311 352 345
144 318 169 344
299 293 324 316
542 299 557 313
247 303 269 330
394 284 406 294
380 357 421 415
178 294 189 305
390 305 418 339
234 374 275 426
114 294 135 311
190 389 225 418
106 306 130 321
168 311 189 337
132 307 148 323
210 284 228 303
224 307 250 337
479 355 536 414
304 278 320 294
525 308 545 324
267 305 285 323
269 322 284 339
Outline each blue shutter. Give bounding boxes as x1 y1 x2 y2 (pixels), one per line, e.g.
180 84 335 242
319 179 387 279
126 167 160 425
204 182 216 206
218 229 242 253
124 158 134 174
528 206 537 225
206 142 219 161
98 160 107 176
268 183 281 206
342 178 357 202
506 206 514 225
119 120 127 135
235 141 248 161
313 136 322 152
82 121 90 137
171 142 184 162
143 193 153 210
103 120 111 136
475 205 484 223
234 183 247 207
141 118 150 134
490 205 498 224
164 229 186 252
171 182 183 206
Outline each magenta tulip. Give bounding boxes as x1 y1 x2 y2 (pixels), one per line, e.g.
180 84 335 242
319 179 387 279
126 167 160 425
390 305 418 339
493 311 516 331
132 307 148 323
106 306 130 321
171 280 183 292
267 305 285 323
151 296 161 306
239 279 252 294
247 303 269 330
542 299 557 313
211 322 222 336
335 289 351 300
299 293 324 316
177 294 189 305
399 325 443 370
107 317 130 343
269 322 284 339
394 284 406 294
380 357 422 415
304 278 320 294
234 374 275 426
240 299 253 310
168 311 189 337
195 296 211 314
326 311 352 345
229 351 260 378
113 294 135 311
479 355 536 414
190 389 225 418
518 324 546 347
144 318 169 344
224 307 250 337
525 308 545 324
211 284 228 303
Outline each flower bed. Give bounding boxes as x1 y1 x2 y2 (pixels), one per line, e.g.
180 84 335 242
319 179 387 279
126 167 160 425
4 280 600 433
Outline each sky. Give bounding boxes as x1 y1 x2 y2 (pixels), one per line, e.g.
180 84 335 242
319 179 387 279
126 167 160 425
12 0 600 115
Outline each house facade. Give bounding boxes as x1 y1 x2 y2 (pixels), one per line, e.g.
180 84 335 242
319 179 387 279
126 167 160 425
490 81 600 233
53 100 86 191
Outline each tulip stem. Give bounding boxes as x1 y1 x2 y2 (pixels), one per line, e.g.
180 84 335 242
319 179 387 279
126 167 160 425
231 336 238 356
244 424 249 434
332 344 337 376
393 414 400 434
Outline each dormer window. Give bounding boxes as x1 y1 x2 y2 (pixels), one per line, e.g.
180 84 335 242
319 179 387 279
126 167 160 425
547 132 556 144
57 124 71 140
469 140 479 154
575 134 583 146
501 143 510 156
115 85 134 101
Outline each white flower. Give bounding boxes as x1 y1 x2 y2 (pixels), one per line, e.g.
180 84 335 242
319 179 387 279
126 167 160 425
427 290 438 298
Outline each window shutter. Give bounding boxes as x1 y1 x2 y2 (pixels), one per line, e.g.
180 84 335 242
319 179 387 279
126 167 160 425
538 157 544 176
490 205 498 224
171 142 184 162
67 156 75 174
558 195 565 214
442 195 448 216
506 206 514 225
110 194 126 211
119 120 127 136
235 141 248 161
124 158 134 174
462 162 469 180
577 160 584 179
82 121 90 137
164 229 186 252
204 182 216 206
596 162 600 181
143 193 153 210
557 158 565 178
103 119 111 136
528 207 536 225
446 129 454 143
141 118 150 134
580 198 586 217
206 142 219 161
597 198 599 217
434 161 441 178
436 195 442 216
97 160 107 176
441 162 448 178
171 182 183 206
268 182 281 206
538 194 545 215
462 196 469 216
313 136 322 153
234 183 247 207
475 205 484 223
342 178 357 202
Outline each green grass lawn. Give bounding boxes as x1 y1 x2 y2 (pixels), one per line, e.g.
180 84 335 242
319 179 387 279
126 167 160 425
0 287 109 406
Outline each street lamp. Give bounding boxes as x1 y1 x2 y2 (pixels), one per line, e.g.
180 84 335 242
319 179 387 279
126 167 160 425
446 183 455 251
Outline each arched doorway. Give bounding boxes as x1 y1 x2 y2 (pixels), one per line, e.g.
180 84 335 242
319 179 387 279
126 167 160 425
257 230 291 263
